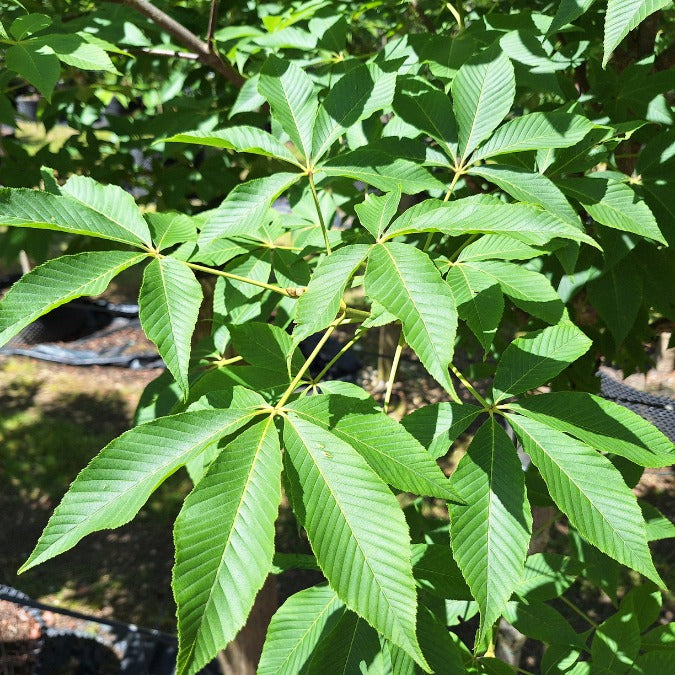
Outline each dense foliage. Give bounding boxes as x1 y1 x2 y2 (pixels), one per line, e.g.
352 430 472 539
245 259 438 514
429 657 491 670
1 1 674 673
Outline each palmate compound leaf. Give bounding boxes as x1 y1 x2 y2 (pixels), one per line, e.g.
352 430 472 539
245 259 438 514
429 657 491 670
365 242 459 400
287 394 463 502
259 55 317 162
492 321 592 403
161 125 302 166
451 43 515 161
258 586 345 675
197 172 301 247
282 413 429 671
470 113 595 162
293 244 371 343
0 250 146 348
0 184 152 248
603 0 672 66
505 413 663 585
139 257 203 398
449 418 532 646
509 392 674 467
174 417 282 675
19 407 261 573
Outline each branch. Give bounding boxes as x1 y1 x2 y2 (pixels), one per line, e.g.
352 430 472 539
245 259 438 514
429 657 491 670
105 0 244 86
207 0 219 53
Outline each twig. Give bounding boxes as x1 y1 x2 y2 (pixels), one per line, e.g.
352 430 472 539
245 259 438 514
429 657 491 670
128 47 200 60
207 0 219 53
104 0 244 86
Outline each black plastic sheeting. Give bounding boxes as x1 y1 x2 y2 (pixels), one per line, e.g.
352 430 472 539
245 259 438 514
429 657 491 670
0 584 220 674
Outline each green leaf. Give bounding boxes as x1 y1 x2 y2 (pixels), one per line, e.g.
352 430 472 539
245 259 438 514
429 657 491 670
510 392 674 467
630 651 675 674
641 622 675 651
622 582 661 631
145 212 197 251
139 258 202 398
355 189 401 240
392 83 458 162
449 418 532 645
230 321 305 376
198 173 301 247
558 178 665 244
312 62 397 161
0 187 151 247
283 414 428 670
515 553 581 601
587 261 643 345
465 261 567 323
591 604 641 672
457 235 547 263
401 402 482 459
30 33 118 73
294 244 370 342
641 502 675 541
320 139 445 194
19 408 259 572
0 251 145 349
365 242 459 399
505 413 662 585
10 13 51 40
288 394 462 502
468 165 580 227
447 264 504 352
452 44 515 160
603 0 672 66
5 44 60 100
548 0 597 35
385 197 599 249
61 174 153 247
162 125 302 166
258 586 345 675
174 418 282 675
305 610 385 674
493 322 592 402
259 55 317 162
503 600 585 647
411 544 472 599
471 113 594 162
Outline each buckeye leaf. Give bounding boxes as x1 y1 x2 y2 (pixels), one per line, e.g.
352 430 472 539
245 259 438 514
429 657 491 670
161 125 302 167
258 586 345 675
449 418 532 645
468 165 580 227
312 62 397 161
0 251 146 348
288 394 462 502
6 44 60 100
510 392 674 467
139 257 203 398
515 553 581 601
355 189 401 240
0 187 152 248
493 321 591 402
447 264 504 352
198 173 300 247
401 402 483 459
503 601 585 648
19 408 260 573
471 113 594 162
294 244 371 342
505 413 662 585
174 418 282 675
558 177 665 244
259 55 317 162
603 0 672 66
365 242 459 400
320 138 445 194
452 44 515 160
282 414 428 670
